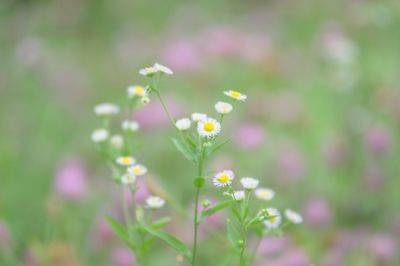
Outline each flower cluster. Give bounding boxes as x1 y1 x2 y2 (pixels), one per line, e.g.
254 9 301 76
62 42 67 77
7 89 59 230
91 63 302 266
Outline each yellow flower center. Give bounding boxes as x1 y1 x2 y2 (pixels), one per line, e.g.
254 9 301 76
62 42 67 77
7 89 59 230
133 167 141 174
135 86 144 95
269 216 276 223
121 157 131 164
218 174 229 183
203 122 215 132
261 191 269 198
230 91 241 98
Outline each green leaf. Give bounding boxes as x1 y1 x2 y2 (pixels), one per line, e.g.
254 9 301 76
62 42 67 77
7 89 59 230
172 138 197 163
106 216 135 249
143 226 192 261
226 219 242 251
150 217 172 229
206 138 230 155
198 200 235 223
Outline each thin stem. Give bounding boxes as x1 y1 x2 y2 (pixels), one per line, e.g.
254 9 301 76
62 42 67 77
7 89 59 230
155 91 176 127
191 186 201 266
192 144 205 266
239 235 247 266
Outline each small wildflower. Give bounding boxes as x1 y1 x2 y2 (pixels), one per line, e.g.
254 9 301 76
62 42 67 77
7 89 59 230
215 101 233 114
263 208 281 229
110 135 124 149
240 177 259 190
141 96 150 105
139 63 173 76
197 117 221 138
232 190 245 201
213 170 234 187
94 103 119 116
122 120 139 132
255 188 275 201
175 118 191 131
127 164 148 176
146 196 165 208
202 199 211 208
127 85 146 97
139 66 158 76
121 173 136 185
284 209 303 224
191 112 207 122
116 156 136 166
154 63 173 75
224 90 247 101
91 129 109 143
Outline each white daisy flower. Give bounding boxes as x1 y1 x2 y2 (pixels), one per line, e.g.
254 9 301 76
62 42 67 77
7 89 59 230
154 63 173 75
191 112 207 122
197 117 221 138
127 164 148 176
121 173 136 185
94 103 119 116
110 135 123 149
139 66 158 76
116 156 136 166
232 190 245 201
175 118 191 131
91 129 109 143
139 63 173 76
240 177 259 190
122 120 139 132
224 90 247 101
284 209 303 224
215 101 233 114
213 170 235 187
127 85 146 97
255 188 275 201
263 208 281 229
146 196 165 208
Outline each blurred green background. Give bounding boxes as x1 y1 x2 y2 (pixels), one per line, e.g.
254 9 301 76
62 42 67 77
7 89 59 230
1 0 400 265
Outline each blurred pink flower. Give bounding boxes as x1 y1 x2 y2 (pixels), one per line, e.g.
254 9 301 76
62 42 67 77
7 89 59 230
303 198 332 227
134 179 151 203
322 136 349 168
276 146 306 183
363 126 391 155
234 123 265 150
22 249 39 266
198 197 225 238
366 233 397 264
134 96 184 129
0 220 11 248
269 249 309 266
112 247 136 266
202 27 242 57
54 159 88 201
162 40 202 72
90 217 116 249
257 236 289 256
362 166 384 191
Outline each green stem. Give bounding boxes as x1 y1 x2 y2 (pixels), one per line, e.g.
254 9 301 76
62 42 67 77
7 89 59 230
192 145 205 265
239 238 247 266
191 186 201 266
155 91 176 127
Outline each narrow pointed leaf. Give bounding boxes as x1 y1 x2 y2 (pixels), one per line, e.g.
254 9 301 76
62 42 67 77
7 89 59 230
198 200 235 223
143 226 192 261
150 217 172 229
